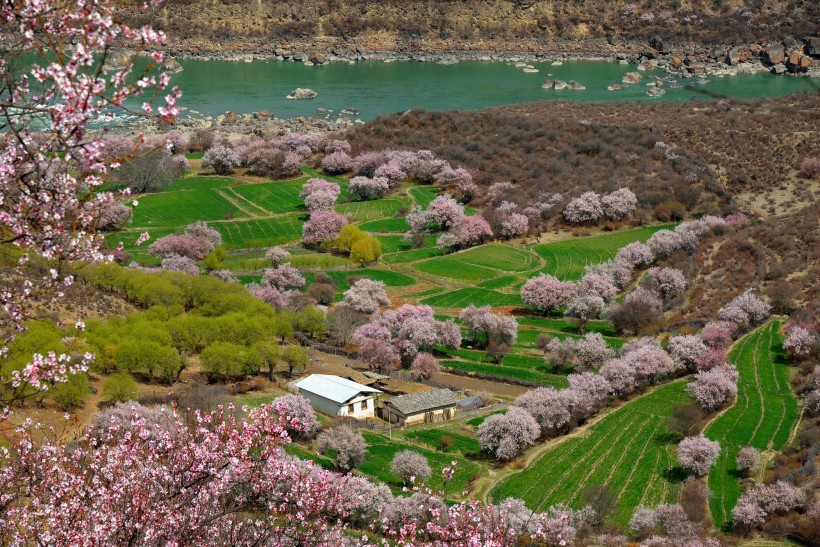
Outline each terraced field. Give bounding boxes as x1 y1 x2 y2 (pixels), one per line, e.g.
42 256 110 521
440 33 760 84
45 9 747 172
230 179 307 214
534 225 674 281
215 214 305 249
357 217 409 233
122 169 660 393
409 186 438 208
359 431 482 496
420 288 522 308
336 198 409 223
491 380 692 525
325 269 416 289
705 322 799 528
131 188 247 227
413 244 541 282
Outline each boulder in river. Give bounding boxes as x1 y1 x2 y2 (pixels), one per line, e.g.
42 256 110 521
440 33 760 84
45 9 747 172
607 84 622 91
103 50 131 71
253 110 272 121
552 79 567 90
540 80 553 89
566 80 586 90
163 58 183 74
286 88 318 100
622 72 642 84
646 87 666 98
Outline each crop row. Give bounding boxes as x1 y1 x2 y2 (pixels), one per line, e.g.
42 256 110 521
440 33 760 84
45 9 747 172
705 322 799 528
491 380 691 526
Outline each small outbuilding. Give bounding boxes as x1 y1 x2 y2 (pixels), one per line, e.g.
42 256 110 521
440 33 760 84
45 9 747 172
295 374 382 419
383 388 458 426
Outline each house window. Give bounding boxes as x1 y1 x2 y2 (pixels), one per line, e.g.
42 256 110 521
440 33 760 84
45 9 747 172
361 400 368 411
348 404 354 413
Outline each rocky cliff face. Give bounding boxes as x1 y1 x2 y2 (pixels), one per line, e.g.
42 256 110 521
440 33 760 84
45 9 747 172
135 0 818 56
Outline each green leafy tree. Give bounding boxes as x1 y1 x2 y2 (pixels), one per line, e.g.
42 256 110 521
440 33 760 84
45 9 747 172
50 372 90 409
336 225 366 252
297 306 326 338
273 315 295 344
350 236 382 265
103 373 139 404
201 342 261 379
201 246 227 272
253 341 282 381
283 345 308 377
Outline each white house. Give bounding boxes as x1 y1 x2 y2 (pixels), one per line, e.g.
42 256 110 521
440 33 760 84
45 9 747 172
383 389 458 426
294 374 382 419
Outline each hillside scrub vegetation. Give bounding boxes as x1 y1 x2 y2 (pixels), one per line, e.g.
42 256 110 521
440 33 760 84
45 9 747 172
132 1 820 54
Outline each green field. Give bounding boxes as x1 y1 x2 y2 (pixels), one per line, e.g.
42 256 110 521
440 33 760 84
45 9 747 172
414 244 541 282
382 246 446 264
338 198 409 223
705 322 799 528
421 288 522 308
214 215 305 249
357 217 409 233
325 269 417 289
131 188 246 228
409 186 438 208
491 380 692 525
159 175 233 191
230 180 307 214
440 360 569 388
358 431 481 496
403 429 482 455
533 225 674 281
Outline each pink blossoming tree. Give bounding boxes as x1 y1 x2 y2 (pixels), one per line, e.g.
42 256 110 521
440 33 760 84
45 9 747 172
477 406 540 461
687 366 739 411
302 210 348 245
390 450 432 484
563 192 603 224
601 187 638 219
520 274 576 315
411 352 442 379
342 279 391 313
436 215 494 249
677 435 721 477
263 264 306 291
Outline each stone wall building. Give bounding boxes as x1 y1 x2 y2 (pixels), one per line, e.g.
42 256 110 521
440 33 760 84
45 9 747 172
383 388 458 426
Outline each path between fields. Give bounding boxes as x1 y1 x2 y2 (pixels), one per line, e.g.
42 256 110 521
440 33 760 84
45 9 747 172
470 381 673 504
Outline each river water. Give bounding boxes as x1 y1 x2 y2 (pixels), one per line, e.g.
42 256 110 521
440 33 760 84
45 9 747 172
165 59 816 121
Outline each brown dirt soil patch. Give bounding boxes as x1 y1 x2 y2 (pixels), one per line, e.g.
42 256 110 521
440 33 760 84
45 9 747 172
429 372 528 398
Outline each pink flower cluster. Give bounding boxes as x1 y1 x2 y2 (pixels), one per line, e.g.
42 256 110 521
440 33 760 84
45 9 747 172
342 278 391 313
353 304 461 364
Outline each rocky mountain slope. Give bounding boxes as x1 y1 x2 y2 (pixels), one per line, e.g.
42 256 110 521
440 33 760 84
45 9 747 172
136 0 819 57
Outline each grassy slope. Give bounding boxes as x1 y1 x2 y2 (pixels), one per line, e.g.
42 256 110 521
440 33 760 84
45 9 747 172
705 321 799 528
491 380 692 525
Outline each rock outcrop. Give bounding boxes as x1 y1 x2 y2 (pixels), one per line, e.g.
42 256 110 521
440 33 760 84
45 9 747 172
286 88 318 100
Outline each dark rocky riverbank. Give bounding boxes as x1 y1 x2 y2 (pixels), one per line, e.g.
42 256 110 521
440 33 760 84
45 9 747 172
160 35 820 79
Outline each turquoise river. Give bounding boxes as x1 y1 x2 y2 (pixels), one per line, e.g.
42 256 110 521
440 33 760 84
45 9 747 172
164 58 817 121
